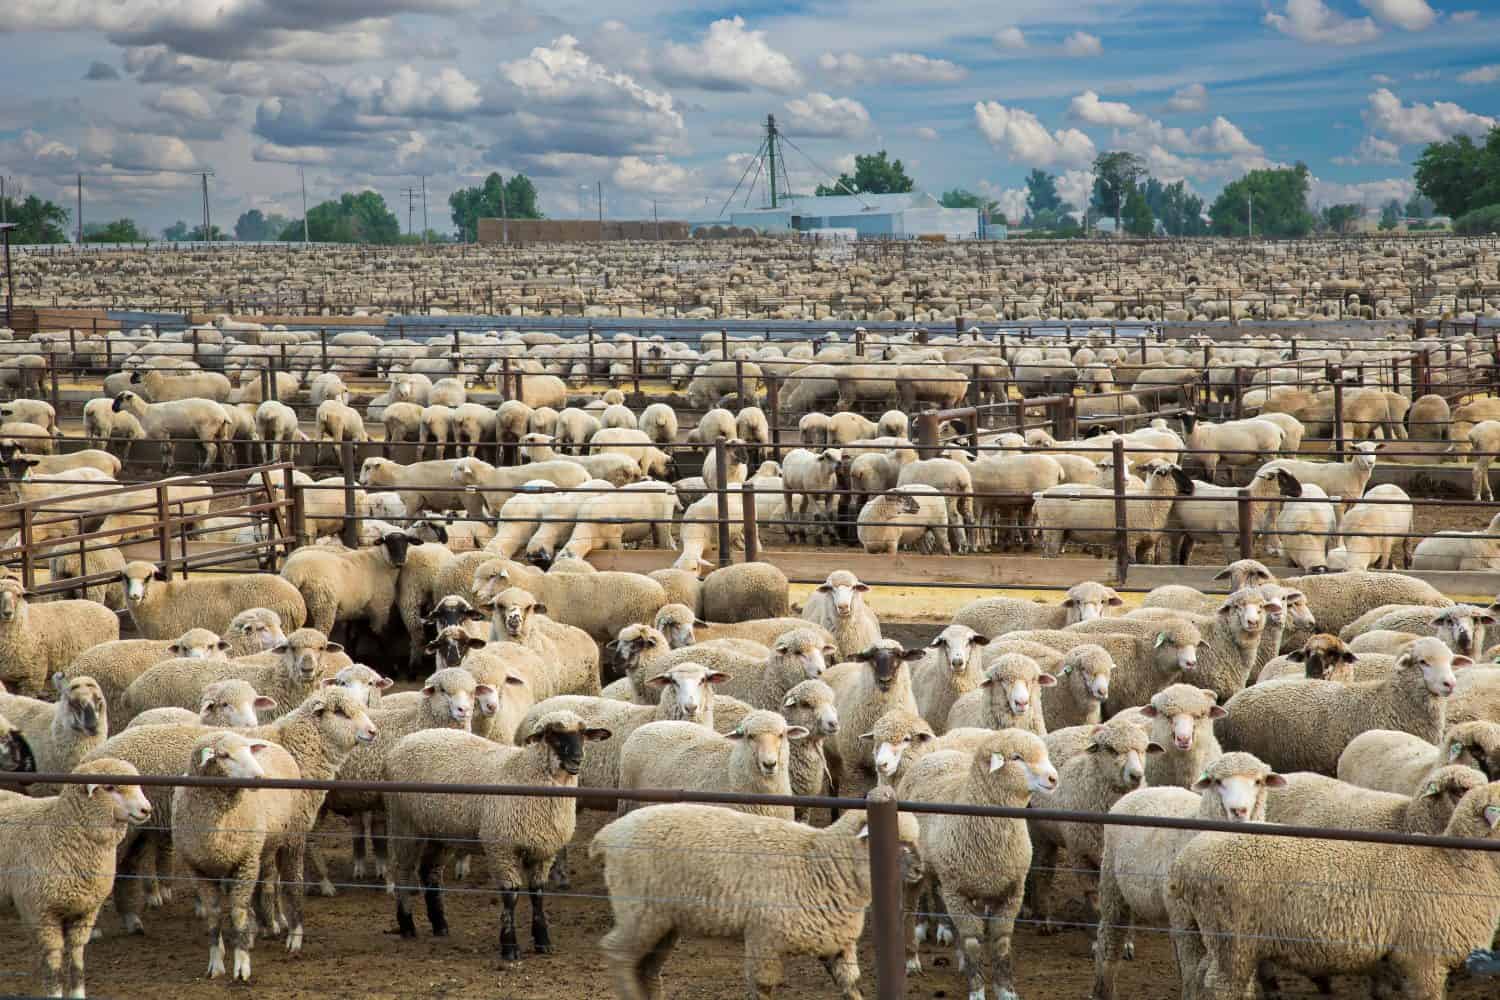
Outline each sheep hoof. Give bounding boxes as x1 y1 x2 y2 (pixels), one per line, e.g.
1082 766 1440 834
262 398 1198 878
285 925 304 954
968 989 986 1000
453 856 471 880
122 914 144 936
997 990 1020 1000
208 938 226 979
145 889 164 909
1123 942 1135 961
352 860 366 880
375 859 389 880
906 957 923 975
233 948 252 982
935 925 954 947
317 879 336 898
914 920 929 944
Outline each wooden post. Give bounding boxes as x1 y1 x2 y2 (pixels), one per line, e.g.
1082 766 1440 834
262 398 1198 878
157 484 173 578
714 438 732 569
1330 364 1346 461
1237 488 1254 561
18 505 35 591
741 482 759 563
1112 438 1130 585
865 793 907 1000
341 441 358 548
765 376 782 463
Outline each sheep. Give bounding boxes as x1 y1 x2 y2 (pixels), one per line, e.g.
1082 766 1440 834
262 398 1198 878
1260 440 1379 511
1276 569 1450 639
821 640 924 797
122 627 346 723
118 561 306 640
383 712 610 959
1182 415 1284 481
469 558 669 646
1027 717 1162 935
1324 483 1414 571
1170 466 1302 563
1338 721 1500 793
878 409 908 438
951 580 1123 638
1412 514 1500 571
943 653 1055 734
128 678 273 729
1039 643 1115 729
358 456 470 517
452 455 593 518
0 399 57 434
1341 603 1494 659
1260 632 1362 683
638 403 678 446
314 398 369 464
86 686 375 937
280 528 418 641
600 403 637 431
781 447 849 544
1216 636 1468 775
111 391 231 469
1001 621 1201 719
966 453 1067 550
650 604 827 651
60 629 228 710
800 569 881 663
556 481 678 561
735 406 770 463
0 577 118 696
798 411 830 445
1 707 35 773
224 607 288 658
618 703 804 809
1164 780 1500 1000
901 728 1058 1000
484 587 601 696
896 457 975 554
129 367 232 402
0 757 152 998
0 447 118 480
1133 683 1227 788
778 678 839 810
1266 765 1485 835
1270 481 1339 571
1093 752 1285 1000
701 561 790 623
687 407 736 445
0 675 108 783
855 484 950 555
1407 392 1450 439
911 624 991 732
592 787 918 1000
1034 460 1195 563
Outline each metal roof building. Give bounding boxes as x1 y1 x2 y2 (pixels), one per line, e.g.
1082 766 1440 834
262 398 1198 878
717 192 994 239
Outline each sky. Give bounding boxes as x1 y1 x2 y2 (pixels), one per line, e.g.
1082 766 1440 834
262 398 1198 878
1 1 1497 235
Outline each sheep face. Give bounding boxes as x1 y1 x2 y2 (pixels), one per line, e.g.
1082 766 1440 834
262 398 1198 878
1445 723 1500 781
168 629 231 661
1288 634 1358 680
816 572 869 617
774 631 834 681
1192 759 1286 821
1213 559 1275 592
192 732 270 779
470 562 511 606
729 712 808 779
491 588 544 640
0 578 26 622
1142 688 1225 752
324 666 392 708
378 530 420 568
358 458 396 488
1266 587 1316 630
421 669 482 725
851 643 924 693
305 688 378 749
52 674 106 737
645 664 730 718
984 729 1058 793
1085 721 1161 791
1217 590 1279 639
425 626 487 671
865 720 933 780
980 655 1057 716
274 630 344 683
653 609 697 649
1060 646 1113 702
424 594 483 632
1398 637 1469 697
82 765 153 825
1152 628 1200 673
1429 606 1495 658
524 712 612 777
1061 582 1123 624
604 625 666 678
1 721 35 772
229 610 286 652
198 681 273 727
928 625 988 674
781 680 838 738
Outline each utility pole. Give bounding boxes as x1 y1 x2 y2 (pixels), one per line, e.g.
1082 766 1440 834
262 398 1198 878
500 182 509 245
1247 192 1253 239
597 181 603 226
1 176 6 225
299 166 309 242
77 173 83 244
200 170 214 241
420 176 428 244
402 186 418 237
653 199 660 241
766 114 779 209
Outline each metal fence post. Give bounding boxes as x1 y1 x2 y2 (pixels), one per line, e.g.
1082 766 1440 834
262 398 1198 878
157 484 173 578
341 441 359 548
741 482 759 563
765 376 782 463
1330 364 1346 461
865 791 907 1000
1237 487 1254 560
18 505 35 591
1112 438 1130 584
714 438 732 569
916 412 941 459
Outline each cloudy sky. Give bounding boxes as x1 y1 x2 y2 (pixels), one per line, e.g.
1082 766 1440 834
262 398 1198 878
1 1 1497 235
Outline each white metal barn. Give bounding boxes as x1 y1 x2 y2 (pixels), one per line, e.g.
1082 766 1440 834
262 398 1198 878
723 192 983 239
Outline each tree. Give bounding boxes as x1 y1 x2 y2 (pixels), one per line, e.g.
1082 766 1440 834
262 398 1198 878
939 188 1003 223
234 209 291 242
1024 169 1061 221
190 224 225 241
1404 193 1435 219
281 190 401 243
448 172 544 241
1321 203 1362 234
1414 127 1500 219
1142 178 1208 236
1454 204 1500 234
1122 188 1155 236
1090 151 1146 229
82 219 146 243
1379 199 1402 231
1 195 71 243
814 151 915 196
1208 163 1315 237
162 220 192 241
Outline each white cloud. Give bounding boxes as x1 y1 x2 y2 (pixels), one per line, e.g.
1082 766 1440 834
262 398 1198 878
1332 134 1402 165
818 51 967 85
1055 169 1094 210
1371 73 1396 84
1188 116 1260 155
993 27 1027 50
362 66 480 116
977 180 1027 223
612 156 694 195
1359 0 1437 31
915 126 939 141
1459 65 1500 84
147 86 214 120
1165 83 1207 113
974 101 1096 168
783 92 871 139
1309 175 1414 209
81 129 202 173
1450 10 1480 23
1069 90 1145 127
1264 0 1381 45
252 143 337 166
657 17 802 93
1062 31 1103 57
1364 87 1496 143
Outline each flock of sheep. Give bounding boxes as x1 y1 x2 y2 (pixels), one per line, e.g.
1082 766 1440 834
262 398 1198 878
2 306 1500 998
14 234 1500 321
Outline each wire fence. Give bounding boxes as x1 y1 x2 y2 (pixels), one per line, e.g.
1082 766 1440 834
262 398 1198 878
2 770 1497 1000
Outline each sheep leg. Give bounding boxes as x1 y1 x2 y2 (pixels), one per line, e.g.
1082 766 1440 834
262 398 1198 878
821 941 862 1000
419 841 448 937
370 812 389 882
62 913 95 999
601 921 675 1000
942 889 988 1000
982 892 1024 1000
1027 837 1061 934
34 916 65 998
526 860 552 953
743 931 785 999
1092 872 1133 1000
277 840 308 953
114 832 150 934
498 888 522 962
227 860 258 981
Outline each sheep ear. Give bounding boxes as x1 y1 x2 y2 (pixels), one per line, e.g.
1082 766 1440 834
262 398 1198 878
704 671 732 685
1140 704 1160 718
726 728 746 741
1264 773 1288 788
153 566 169 581
1154 632 1167 648
858 730 876 743
320 677 339 687
1191 774 1214 791
853 583 870 593
253 697 277 711
911 731 934 744
899 647 926 662
1485 805 1500 830
988 752 1004 773
421 684 435 696
1209 706 1228 719
1341 650 1359 663
1036 673 1057 688
532 603 548 616
979 675 997 688
927 636 945 649
52 672 66 696
1107 596 1124 606
971 634 990 646
1422 781 1443 798
1060 597 1077 608
466 637 488 650
1145 742 1166 755
217 641 232 652
1453 655 1474 669
1211 567 1233 581
1287 649 1307 662
272 641 291 654
782 694 798 708
166 643 183 655
324 642 344 654
856 823 870 840
785 726 811 741
198 747 215 767
644 673 673 689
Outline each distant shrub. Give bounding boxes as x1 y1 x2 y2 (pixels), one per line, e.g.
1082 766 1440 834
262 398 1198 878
1454 204 1500 235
